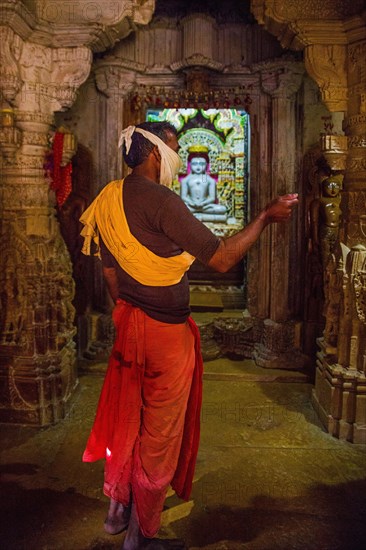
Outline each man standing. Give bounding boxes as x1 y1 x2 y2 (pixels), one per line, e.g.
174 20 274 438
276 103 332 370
80 121 298 549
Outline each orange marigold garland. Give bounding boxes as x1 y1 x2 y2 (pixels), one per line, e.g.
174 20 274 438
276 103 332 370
44 131 73 207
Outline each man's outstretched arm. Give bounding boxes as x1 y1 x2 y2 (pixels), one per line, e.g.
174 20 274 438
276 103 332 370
208 194 298 273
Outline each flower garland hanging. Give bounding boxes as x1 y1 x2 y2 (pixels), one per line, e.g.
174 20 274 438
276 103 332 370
44 130 73 207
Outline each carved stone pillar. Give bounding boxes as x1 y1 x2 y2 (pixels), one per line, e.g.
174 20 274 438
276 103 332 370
250 0 366 441
342 38 366 247
94 63 137 181
0 31 92 425
312 245 366 443
253 62 307 369
265 65 304 321
82 63 138 318
0 0 154 425
307 25 366 444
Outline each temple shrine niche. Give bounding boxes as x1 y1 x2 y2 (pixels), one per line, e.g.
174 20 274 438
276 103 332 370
147 108 249 300
147 108 249 232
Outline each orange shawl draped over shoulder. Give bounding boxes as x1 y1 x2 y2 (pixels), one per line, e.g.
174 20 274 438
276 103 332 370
79 179 195 286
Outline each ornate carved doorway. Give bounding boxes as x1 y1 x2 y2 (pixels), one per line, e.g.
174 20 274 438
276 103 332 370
146 107 250 307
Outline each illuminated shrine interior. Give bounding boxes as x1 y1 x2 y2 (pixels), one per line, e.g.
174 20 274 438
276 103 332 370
0 1 366 549
146 107 249 302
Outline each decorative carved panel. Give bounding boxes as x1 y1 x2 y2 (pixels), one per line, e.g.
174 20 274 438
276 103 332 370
305 45 347 112
1 0 155 51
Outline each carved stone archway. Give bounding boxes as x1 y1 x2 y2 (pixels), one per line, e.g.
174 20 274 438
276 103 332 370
60 10 310 370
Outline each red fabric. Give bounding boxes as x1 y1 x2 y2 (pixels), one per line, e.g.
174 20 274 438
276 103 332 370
171 316 203 500
82 300 203 536
49 132 73 207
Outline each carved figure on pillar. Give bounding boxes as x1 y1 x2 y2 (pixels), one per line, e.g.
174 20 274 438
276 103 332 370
56 274 76 336
0 258 25 346
310 174 343 269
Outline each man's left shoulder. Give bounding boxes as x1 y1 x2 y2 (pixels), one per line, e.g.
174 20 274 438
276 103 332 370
154 183 183 205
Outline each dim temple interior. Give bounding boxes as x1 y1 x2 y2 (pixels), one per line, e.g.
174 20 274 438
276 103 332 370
0 1 366 549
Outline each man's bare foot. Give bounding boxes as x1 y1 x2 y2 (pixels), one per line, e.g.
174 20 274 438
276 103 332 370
121 503 187 549
104 497 131 535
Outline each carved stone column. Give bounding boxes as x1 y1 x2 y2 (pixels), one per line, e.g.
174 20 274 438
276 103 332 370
94 63 137 181
311 28 366 444
250 0 366 440
253 62 307 369
60 62 138 350
0 31 92 425
342 37 366 247
312 245 366 443
0 0 154 425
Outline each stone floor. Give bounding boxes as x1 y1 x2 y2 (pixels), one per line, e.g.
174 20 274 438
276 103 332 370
1 355 366 550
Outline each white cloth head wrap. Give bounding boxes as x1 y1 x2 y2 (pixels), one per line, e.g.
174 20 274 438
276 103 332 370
118 125 182 187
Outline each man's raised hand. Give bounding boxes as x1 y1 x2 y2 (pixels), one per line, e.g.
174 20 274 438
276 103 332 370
263 194 299 225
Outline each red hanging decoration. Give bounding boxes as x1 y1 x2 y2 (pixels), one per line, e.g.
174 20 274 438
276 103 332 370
45 131 73 207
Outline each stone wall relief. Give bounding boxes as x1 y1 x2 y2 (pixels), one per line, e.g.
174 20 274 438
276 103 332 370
343 118 366 193
309 173 343 272
0 26 24 104
337 245 366 371
0 228 77 419
303 118 348 352
0 247 27 349
0 107 22 163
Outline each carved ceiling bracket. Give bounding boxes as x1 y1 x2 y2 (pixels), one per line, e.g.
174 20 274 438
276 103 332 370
305 45 347 112
255 60 304 99
0 28 93 115
251 0 365 113
251 0 306 50
94 65 137 99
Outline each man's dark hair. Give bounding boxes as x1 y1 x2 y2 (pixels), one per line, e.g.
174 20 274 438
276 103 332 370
123 122 177 168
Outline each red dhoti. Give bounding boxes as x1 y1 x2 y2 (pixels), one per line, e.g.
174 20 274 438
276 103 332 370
83 299 203 537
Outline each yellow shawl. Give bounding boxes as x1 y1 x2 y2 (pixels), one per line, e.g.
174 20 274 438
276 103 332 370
79 179 195 286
